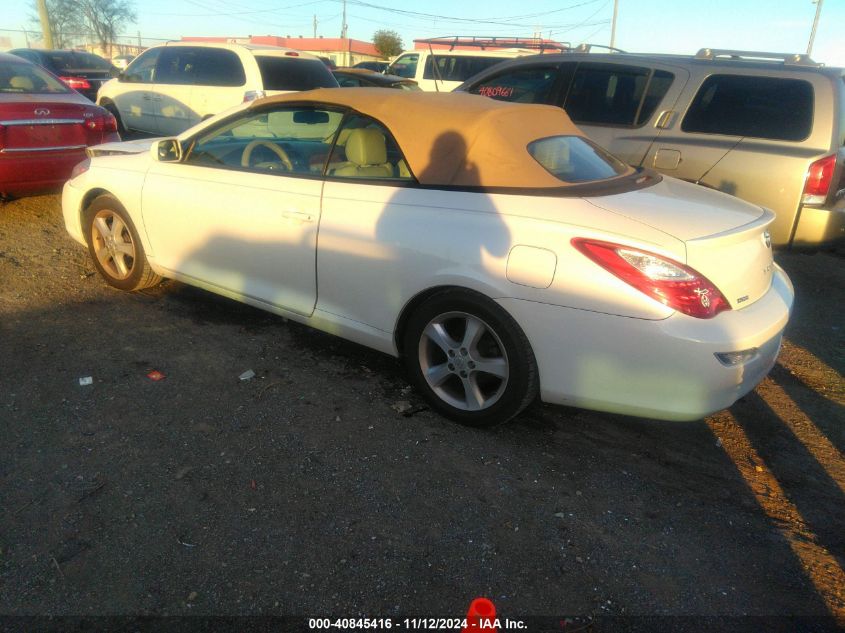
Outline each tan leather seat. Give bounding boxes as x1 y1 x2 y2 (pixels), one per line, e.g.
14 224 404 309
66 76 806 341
397 160 412 179
332 128 394 178
10 76 34 91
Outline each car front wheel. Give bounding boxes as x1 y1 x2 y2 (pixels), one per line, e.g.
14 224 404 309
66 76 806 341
84 194 161 291
403 290 538 427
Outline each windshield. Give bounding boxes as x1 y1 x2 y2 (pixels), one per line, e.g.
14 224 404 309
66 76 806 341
0 61 70 93
527 136 629 183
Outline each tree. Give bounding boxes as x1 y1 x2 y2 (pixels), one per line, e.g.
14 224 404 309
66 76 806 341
78 0 136 57
373 29 403 58
29 0 86 48
29 0 135 55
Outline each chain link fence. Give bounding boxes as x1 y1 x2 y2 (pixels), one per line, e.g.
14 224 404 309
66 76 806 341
0 27 172 57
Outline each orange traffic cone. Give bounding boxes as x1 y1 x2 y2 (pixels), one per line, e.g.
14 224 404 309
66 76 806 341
462 597 497 632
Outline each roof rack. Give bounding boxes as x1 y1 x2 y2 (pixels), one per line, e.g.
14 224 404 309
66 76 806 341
573 43 626 54
414 36 570 53
694 48 822 67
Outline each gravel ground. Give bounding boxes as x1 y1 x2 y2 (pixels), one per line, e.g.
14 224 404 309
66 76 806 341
0 193 843 632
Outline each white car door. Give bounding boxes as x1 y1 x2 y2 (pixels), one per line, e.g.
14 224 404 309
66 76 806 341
111 47 162 134
141 105 345 316
152 47 202 137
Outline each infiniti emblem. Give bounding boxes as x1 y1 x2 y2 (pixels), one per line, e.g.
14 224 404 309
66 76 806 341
693 287 711 308
33 107 50 116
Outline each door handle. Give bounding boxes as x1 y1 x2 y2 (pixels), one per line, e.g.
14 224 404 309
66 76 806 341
655 110 676 129
152 96 162 102
281 209 313 222
142 94 151 100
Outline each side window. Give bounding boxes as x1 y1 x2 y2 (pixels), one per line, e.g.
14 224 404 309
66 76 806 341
468 66 560 104
255 57 337 90
192 48 246 87
390 54 418 79
326 115 413 181
637 70 674 125
424 56 511 82
681 75 814 141
564 63 651 126
184 105 344 175
155 47 200 85
123 48 161 83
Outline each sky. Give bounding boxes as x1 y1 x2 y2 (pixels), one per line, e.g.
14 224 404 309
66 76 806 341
2 0 843 67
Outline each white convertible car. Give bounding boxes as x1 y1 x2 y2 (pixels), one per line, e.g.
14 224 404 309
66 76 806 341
62 89 793 426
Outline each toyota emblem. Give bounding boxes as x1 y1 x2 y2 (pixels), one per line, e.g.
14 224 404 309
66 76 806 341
34 107 50 116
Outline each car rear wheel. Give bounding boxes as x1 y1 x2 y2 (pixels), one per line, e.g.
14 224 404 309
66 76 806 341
84 194 161 291
101 102 126 136
403 289 538 427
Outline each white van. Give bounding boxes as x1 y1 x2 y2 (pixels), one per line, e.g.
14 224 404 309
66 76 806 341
387 47 535 92
97 42 337 136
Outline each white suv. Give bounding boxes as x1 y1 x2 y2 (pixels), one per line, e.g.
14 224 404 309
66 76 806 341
387 48 533 92
97 42 338 136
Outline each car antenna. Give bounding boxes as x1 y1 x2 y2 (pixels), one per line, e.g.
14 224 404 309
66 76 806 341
694 136 746 186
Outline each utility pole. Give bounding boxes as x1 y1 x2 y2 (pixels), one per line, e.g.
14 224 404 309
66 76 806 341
609 0 619 49
313 15 317 38
341 0 348 39
36 0 54 49
807 0 823 56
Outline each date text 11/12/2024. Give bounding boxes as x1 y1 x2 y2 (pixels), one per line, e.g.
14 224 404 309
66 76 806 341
308 618 527 630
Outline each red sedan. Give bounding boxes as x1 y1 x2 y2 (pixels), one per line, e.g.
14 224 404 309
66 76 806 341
0 52 120 200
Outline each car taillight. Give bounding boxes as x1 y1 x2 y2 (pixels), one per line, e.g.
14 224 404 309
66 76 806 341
59 76 92 90
802 154 836 205
572 238 731 319
243 90 266 102
70 158 90 179
85 112 118 133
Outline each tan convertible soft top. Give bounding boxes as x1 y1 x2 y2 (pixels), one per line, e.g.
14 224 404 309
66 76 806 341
256 88 630 188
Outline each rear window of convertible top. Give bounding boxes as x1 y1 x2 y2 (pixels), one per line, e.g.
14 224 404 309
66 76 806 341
528 136 629 183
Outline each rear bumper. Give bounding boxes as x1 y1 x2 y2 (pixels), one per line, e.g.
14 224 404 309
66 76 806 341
791 202 845 249
498 266 794 421
0 149 87 197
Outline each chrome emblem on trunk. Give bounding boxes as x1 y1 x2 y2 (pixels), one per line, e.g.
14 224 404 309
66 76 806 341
763 230 772 248
34 108 50 116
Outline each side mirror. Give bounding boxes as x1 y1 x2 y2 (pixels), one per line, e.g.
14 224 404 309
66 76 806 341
151 138 182 162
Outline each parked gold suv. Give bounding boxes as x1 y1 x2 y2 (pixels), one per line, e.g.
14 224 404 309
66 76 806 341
459 48 845 249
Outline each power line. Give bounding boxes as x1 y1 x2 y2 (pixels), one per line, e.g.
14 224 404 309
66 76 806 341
548 0 611 37
337 0 606 29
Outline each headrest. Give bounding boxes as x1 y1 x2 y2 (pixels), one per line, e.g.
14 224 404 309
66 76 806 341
344 128 387 166
10 76 34 91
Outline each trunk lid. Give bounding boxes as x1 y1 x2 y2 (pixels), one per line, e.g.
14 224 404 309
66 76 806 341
0 101 102 151
586 175 775 310
684 211 775 310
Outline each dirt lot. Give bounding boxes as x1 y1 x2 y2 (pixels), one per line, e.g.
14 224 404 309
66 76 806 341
1 194 843 631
